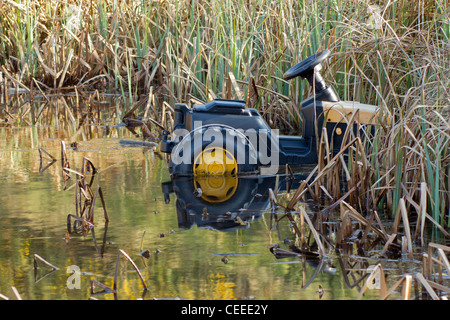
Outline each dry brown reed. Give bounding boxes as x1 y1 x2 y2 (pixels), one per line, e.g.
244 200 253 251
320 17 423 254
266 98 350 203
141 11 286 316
37 141 110 254
0 286 22 300
65 154 109 258
271 191 450 299
38 147 57 172
33 253 58 271
357 242 450 300
90 248 148 298
282 102 449 251
33 253 59 283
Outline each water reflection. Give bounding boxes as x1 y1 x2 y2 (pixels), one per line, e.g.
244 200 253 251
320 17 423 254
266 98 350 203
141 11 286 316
162 174 303 231
162 174 357 297
162 172 411 298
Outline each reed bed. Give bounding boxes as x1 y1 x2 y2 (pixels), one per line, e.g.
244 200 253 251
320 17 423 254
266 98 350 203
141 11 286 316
0 1 447 155
269 188 450 299
3 0 446 128
1 0 448 128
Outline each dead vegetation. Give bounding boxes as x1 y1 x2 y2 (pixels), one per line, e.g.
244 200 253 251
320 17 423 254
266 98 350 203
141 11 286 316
267 113 449 299
34 134 149 299
269 188 450 299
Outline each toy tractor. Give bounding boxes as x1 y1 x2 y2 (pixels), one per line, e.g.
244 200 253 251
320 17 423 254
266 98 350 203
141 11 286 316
159 49 379 176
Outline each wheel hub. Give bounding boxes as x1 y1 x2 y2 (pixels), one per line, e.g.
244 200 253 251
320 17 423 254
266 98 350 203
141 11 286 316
193 175 238 203
193 147 237 176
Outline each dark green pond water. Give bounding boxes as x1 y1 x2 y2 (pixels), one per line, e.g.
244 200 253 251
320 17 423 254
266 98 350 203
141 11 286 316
0 124 413 300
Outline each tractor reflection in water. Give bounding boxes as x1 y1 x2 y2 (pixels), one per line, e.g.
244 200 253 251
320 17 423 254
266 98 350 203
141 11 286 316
162 174 301 231
161 173 339 297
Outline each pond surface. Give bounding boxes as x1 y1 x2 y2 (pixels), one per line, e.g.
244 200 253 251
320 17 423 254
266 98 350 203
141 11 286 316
0 124 418 300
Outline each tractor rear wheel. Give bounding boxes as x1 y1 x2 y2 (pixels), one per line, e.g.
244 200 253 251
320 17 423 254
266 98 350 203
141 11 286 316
169 125 258 176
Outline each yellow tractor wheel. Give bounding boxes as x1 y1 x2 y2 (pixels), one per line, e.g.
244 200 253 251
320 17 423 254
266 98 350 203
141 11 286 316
193 147 238 176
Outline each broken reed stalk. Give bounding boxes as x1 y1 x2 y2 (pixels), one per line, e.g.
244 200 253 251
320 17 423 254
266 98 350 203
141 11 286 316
87 186 109 223
298 206 325 256
38 147 56 161
415 272 441 300
114 249 147 292
424 243 450 281
341 201 388 241
89 249 148 297
67 214 94 236
362 242 450 300
60 153 110 255
68 183 108 241
270 186 325 256
416 182 427 247
399 198 413 259
33 254 58 271
0 287 22 300
268 188 278 209
417 242 450 299
38 147 57 173
63 167 85 178
286 137 358 210
82 157 97 175
380 234 398 257
358 264 415 300
390 197 416 259
357 264 387 300
61 141 71 185
90 279 116 295
379 274 413 300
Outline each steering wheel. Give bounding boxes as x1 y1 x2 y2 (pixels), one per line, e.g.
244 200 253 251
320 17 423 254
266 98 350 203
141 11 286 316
283 49 331 80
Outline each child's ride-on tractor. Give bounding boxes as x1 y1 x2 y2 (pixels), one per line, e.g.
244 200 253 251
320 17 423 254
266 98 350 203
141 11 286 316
159 49 379 176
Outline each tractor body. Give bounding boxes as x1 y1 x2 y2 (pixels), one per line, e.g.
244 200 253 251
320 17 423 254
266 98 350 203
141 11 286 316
159 50 379 176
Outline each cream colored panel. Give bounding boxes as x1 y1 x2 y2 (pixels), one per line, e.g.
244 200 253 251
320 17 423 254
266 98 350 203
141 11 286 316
322 101 379 124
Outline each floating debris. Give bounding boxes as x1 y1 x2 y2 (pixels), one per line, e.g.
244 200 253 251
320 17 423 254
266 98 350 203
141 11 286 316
139 249 151 259
269 244 301 259
90 279 116 295
317 285 325 299
64 231 71 245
